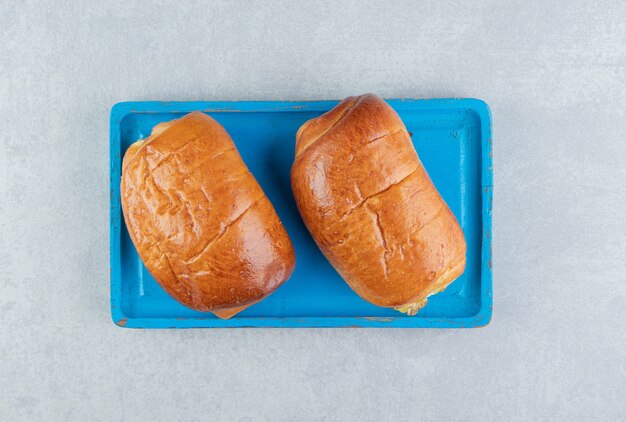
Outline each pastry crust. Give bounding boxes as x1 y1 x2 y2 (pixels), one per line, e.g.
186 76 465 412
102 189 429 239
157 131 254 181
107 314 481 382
121 112 295 318
291 94 466 314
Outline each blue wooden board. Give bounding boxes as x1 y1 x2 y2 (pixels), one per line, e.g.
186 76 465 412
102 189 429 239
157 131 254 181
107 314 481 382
110 99 493 328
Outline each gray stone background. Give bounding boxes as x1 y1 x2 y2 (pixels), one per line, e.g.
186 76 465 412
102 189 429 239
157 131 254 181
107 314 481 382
1 1 625 420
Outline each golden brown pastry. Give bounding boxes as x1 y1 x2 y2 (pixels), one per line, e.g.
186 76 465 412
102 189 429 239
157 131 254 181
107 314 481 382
291 94 466 315
121 112 295 319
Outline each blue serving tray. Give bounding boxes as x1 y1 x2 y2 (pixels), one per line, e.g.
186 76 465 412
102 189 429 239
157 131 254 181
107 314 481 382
110 99 492 328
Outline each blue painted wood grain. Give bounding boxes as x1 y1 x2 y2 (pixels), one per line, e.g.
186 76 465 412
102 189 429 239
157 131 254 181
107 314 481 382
110 99 493 328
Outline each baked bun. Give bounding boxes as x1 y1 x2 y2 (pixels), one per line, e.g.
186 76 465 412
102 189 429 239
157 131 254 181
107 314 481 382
291 94 466 315
121 112 295 319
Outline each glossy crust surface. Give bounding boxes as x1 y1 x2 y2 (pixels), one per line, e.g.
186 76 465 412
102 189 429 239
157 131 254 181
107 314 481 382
121 112 295 318
291 94 466 314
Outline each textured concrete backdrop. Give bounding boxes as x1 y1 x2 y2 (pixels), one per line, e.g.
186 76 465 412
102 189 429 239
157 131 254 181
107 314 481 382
1 1 625 420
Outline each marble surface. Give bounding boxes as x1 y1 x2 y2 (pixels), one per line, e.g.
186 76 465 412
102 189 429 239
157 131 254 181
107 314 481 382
1 1 625 420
